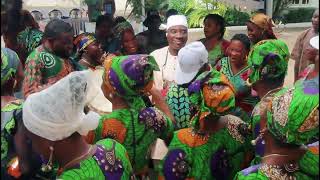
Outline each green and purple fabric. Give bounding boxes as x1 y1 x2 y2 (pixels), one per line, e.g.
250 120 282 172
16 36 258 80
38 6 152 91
93 55 174 175
246 39 289 85
235 142 319 180
187 70 236 129
58 139 133 180
103 54 159 110
268 82 319 145
247 39 290 165
158 70 251 179
1 48 20 86
237 84 319 179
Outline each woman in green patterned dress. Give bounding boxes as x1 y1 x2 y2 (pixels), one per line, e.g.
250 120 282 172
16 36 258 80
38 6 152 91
235 84 319 180
215 34 259 123
200 14 230 66
166 41 210 130
22 71 134 180
245 39 290 165
1 47 49 179
86 55 174 178
158 69 252 180
1 47 24 179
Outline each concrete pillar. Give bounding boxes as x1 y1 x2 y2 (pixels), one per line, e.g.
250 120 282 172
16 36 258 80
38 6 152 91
266 0 273 17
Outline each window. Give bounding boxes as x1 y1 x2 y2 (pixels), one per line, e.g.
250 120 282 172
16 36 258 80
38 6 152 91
302 0 309 4
292 0 310 4
292 0 300 4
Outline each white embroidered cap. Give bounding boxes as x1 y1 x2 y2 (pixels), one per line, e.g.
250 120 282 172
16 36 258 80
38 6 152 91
166 15 188 30
23 70 100 141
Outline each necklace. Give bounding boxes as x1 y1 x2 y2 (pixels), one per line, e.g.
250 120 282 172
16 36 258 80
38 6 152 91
259 163 297 180
57 145 94 175
260 87 283 101
262 153 289 159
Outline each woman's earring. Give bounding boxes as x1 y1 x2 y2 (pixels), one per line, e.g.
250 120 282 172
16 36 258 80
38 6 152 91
109 93 113 99
13 80 17 89
251 133 263 146
246 78 252 87
41 146 54 172
251 128 266 146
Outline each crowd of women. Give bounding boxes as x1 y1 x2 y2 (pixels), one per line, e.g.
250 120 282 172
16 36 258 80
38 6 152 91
1 1 319 179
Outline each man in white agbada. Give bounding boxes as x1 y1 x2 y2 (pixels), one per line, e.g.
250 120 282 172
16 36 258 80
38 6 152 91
151 15 188 95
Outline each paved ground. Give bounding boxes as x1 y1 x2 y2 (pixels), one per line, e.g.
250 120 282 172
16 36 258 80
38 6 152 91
188 27 309 86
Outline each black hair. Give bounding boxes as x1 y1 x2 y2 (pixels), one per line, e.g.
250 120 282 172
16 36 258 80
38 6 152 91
114 16 127 26
96 14 113 28
4 0 23 33
166 9 178 19
43 19 73 39
204 14 226 40
262 74 285 88
231 34 251 51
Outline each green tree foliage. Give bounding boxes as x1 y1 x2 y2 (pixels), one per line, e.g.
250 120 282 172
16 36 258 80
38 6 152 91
125 0 168 18
283 8 316 23
185 0 227 28
224 6 250 26
168 0 192 14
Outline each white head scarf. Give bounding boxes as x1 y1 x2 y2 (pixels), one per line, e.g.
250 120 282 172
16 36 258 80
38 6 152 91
166 15 188 30
23 70 100 141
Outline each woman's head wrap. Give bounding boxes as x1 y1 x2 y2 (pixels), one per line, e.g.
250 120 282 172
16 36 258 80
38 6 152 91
23 70 100 141
187 70 236 129
248 13 276 39
74 33 96 52
247 39 289 85
1 48 20 86
103 54 159 109
113 21 134 39
267 81 319 145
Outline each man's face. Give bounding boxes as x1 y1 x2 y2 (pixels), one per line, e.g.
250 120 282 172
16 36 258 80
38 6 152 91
312 10 319 33
51 32 74 59
167 25 188 51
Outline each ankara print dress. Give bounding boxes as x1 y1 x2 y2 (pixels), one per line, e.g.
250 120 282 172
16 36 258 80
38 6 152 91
158 115 251 180
87 107 174 175
235 142 319 180
58 139 134 180
216 57 259 123
1 100 23 179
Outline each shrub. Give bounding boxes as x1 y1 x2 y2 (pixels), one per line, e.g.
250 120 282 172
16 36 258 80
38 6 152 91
168 0 192 15
185 0 228 28
283 8 316 23
224 6 251 26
